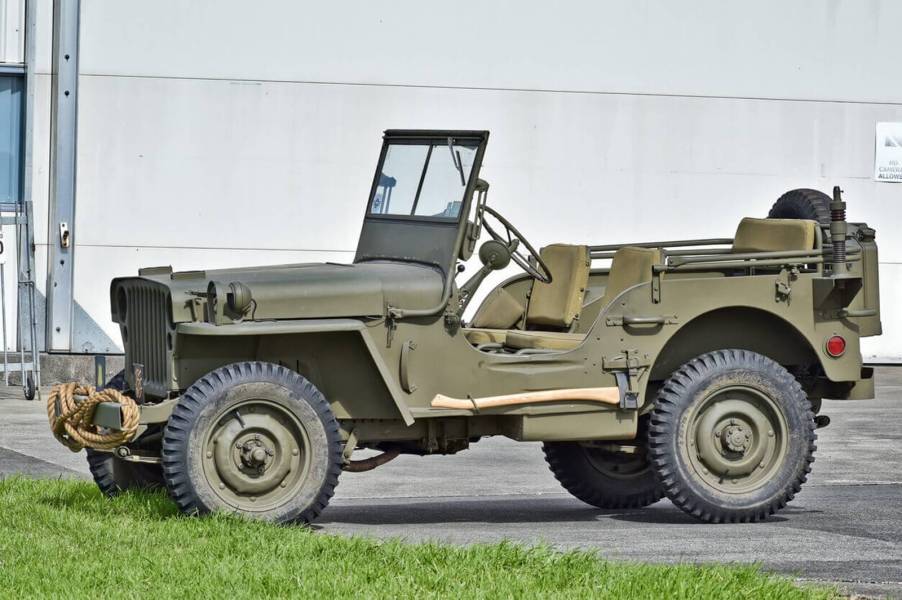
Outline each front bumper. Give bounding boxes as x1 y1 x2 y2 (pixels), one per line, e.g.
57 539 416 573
92 398 177 431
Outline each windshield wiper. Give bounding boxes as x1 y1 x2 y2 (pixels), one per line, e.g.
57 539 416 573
447 137 466 186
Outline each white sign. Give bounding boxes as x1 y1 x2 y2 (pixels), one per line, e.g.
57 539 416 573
875 122 902 183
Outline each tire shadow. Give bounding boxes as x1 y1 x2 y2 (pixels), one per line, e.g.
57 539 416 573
316 495 775 526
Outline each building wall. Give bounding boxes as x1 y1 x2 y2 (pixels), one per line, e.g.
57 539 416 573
24 0 902 359
0 0 23 64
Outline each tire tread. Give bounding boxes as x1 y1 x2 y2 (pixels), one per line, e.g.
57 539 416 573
161 361 342 524
649 349 817 523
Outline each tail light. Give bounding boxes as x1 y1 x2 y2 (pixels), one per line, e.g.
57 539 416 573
825 335 846 358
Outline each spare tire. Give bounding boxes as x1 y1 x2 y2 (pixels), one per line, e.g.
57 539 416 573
767 188 831 226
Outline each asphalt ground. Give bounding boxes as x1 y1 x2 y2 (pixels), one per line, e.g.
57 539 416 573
2 367 900 597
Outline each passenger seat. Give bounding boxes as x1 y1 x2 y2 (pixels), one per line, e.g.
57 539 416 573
505 246 661 351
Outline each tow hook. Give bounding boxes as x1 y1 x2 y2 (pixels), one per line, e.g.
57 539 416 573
815 415 831 429
115 445 162 464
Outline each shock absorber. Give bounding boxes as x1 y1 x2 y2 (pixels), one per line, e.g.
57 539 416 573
830 186 848 275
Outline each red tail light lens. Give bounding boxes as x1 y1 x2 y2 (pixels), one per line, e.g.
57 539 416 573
825 335 846 357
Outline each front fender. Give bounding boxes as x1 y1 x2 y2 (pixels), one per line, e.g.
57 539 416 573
176 319 414 425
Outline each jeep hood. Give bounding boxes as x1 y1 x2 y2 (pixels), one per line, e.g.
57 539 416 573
114 261 445 324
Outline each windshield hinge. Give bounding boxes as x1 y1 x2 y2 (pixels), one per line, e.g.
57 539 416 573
385 306 397 348
444 312 461 336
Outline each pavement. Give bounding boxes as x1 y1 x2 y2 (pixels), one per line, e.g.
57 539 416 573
2 368 901 598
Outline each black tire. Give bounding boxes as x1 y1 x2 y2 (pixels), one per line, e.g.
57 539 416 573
23 373 35 400
161 362 342 524
102 369 128 393
87 448 166 496
544 419 663 509
86 370 164 496
649 349 816 523
767 188 831 226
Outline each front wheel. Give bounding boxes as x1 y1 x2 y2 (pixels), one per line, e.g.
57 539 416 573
161 362 343 524
649 349 816 523
87 369 164 495
87 448 165 496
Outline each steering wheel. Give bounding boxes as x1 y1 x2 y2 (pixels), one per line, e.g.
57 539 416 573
480 205 553 283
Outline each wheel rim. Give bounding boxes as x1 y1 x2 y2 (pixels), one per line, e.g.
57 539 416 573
584 447 650 480
202 399 310 512
684 385 788 494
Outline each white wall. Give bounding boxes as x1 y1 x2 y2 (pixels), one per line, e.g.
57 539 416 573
0 0 23 64
27 0 902 359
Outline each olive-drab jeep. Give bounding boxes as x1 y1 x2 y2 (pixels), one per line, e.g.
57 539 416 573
82 130 880 524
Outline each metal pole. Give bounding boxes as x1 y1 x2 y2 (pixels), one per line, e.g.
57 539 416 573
18 272 25 394
23 1 41 391
46 0 80 352
25 200 39 388
1 262 7 386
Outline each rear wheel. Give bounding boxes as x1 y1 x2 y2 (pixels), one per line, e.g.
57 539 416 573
767 188 831 226
544 422 663 509
86 370 164 496
649 349 816 523
162 362 342 524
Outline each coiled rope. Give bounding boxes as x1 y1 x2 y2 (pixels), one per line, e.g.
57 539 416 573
47 383 140 452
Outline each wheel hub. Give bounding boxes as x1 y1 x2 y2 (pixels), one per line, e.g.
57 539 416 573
239 437 273 470
202 401 310 511
721 421 752 453
584 447 650 480
687 387 788 494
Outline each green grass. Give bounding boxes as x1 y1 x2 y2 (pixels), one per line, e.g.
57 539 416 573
0 478 837 599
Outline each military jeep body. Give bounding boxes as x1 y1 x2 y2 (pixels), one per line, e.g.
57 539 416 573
90 130 880 524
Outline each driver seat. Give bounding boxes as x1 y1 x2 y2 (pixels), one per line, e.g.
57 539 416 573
465 244 591 346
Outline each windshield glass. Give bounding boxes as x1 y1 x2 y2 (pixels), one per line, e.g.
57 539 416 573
370 140 478 220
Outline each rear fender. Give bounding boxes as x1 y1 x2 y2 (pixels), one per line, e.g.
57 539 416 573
647 306 863 397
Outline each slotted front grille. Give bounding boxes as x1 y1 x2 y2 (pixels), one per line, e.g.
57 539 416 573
120 281 174 399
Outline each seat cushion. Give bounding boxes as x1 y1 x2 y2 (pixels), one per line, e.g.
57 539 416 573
470 288 525 329
732 217 817 253
526 244 591 328
505 330 585 351
601 246 662 305
464 328 509 346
